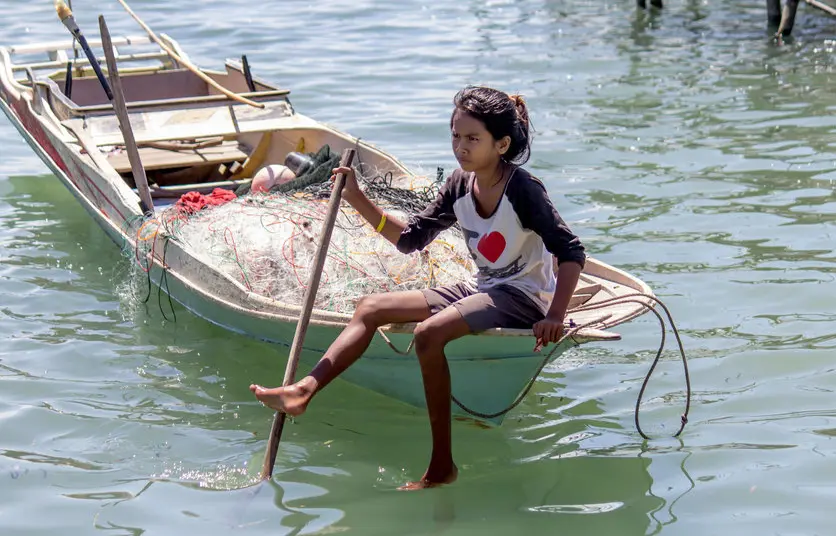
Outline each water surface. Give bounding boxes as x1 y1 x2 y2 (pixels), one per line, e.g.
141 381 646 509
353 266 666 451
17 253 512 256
2 1 836 534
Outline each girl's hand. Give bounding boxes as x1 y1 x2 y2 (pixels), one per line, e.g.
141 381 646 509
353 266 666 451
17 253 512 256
331 166 361 203
533 316 565 352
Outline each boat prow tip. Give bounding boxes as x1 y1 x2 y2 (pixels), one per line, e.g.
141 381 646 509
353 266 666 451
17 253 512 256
575 327 621 342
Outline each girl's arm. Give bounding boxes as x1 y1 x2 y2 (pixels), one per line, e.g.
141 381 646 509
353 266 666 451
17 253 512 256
546 260 583 322
334 165 461 253
333 165 406 247
533 260 582 352
504 172 587 350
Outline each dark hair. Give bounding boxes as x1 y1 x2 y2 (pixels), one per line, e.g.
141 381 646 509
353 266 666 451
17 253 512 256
451 85 532 165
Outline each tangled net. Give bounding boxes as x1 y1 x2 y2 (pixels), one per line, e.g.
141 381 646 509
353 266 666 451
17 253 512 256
153 163 475 314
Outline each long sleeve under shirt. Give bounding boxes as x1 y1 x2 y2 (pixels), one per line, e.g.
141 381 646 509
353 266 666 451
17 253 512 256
396 167 586 313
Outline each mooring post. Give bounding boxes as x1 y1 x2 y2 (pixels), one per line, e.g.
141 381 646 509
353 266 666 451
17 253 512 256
777 0 800 36
767 0 783 25
637 0 662 9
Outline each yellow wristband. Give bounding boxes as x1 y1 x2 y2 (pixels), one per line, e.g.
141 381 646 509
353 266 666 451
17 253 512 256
376 213 387 233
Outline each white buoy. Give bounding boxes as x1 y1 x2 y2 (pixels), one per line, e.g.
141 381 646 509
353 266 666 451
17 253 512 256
251 164 296 193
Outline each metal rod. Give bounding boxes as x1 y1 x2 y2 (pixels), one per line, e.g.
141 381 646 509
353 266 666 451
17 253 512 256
63 60 73 98
242 55 255 93
55 0 113 99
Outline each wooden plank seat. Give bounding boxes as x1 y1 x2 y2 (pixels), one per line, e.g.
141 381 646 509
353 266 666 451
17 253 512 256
107 138 249 173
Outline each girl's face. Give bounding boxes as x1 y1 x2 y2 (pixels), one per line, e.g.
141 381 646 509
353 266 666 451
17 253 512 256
451 109 509 173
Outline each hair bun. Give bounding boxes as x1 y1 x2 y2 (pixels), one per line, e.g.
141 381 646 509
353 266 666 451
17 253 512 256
509 94 529 127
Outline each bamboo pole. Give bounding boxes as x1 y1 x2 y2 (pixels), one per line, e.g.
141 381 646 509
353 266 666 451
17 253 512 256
113 0 265 109
99 15 155 215
805 0 836 16
260 148 356 481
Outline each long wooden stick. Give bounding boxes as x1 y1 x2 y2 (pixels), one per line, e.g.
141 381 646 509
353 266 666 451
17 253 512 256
114 0 265 109
805 0 836 16
99 15 155 215
261 148 356 481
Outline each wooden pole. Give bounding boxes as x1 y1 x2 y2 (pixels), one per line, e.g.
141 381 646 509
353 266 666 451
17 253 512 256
260 148 356 481
805 0 836 16
777 0 800 36
114 0 264 109
99 15 155 215
767 0 782 25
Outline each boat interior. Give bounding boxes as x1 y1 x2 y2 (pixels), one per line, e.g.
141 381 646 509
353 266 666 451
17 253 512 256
3 34 408 210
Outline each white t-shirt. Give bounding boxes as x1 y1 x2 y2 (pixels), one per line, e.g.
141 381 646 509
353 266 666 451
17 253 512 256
396 166 586 312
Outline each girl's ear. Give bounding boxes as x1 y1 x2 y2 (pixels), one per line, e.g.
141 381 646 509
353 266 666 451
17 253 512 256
497 135 511 155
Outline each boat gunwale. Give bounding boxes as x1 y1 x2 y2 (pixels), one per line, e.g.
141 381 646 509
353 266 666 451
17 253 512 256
7 34 154 57
0 47 23 100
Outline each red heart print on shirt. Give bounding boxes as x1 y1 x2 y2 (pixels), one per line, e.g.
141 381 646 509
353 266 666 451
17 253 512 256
477 232 506 263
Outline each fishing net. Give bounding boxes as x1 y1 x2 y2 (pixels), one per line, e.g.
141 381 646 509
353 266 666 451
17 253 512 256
155 146 476 314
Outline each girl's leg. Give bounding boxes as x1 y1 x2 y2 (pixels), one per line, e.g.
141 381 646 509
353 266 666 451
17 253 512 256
250 290 431 415
400 305 471 490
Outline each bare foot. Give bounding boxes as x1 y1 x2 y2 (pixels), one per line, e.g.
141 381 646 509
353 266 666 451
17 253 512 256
398 463 458 491
249 377 316 416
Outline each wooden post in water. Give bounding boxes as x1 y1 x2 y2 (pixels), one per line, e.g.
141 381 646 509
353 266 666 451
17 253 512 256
637 0 662 9
767 0 783 25
777 0 800 36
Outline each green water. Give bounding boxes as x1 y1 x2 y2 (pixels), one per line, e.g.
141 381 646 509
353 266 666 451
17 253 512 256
2 0 836 534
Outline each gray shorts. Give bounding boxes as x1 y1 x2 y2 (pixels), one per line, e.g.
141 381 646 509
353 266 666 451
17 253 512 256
420 282 545 333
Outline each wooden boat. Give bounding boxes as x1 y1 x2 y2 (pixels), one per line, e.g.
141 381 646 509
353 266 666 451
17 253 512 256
0 32 656 425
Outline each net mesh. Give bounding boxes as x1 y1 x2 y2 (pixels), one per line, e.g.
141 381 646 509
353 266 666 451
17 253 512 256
154 161 475 314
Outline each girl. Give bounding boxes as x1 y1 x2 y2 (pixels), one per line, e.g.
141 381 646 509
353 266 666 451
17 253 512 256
250 86 586 490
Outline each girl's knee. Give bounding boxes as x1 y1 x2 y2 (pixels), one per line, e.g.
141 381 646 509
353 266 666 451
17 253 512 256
413 320 456 355
413 322 438 355
353 294 388 326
